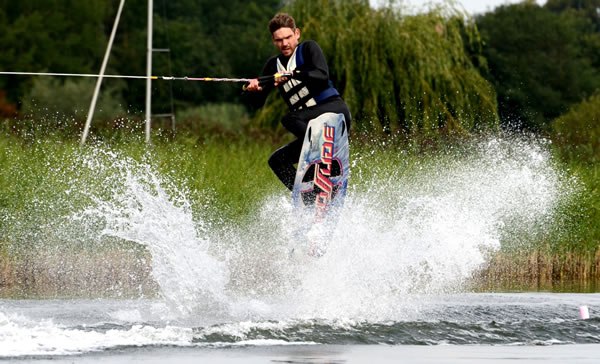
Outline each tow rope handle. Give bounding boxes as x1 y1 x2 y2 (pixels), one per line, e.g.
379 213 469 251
242 72 295 91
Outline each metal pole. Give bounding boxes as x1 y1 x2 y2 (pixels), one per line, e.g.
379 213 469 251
80 0 126 146
145 0 153 144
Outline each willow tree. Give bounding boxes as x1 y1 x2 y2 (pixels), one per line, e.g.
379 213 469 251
255 0 499 138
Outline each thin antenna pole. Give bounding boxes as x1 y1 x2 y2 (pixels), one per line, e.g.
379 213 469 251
80 0 126 146
145 0 153 144
160 0 177 133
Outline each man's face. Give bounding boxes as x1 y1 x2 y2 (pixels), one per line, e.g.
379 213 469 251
272 27 300 57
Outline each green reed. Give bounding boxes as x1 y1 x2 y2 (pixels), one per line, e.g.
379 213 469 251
0 128 597 293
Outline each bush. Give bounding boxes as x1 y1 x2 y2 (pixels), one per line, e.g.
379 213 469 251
551 92 600 163
175 103 250 136
19 77 125 134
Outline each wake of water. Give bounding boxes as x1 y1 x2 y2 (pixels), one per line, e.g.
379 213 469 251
2 293 600 357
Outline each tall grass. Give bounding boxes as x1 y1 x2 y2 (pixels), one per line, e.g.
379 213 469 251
0 128 598 295
0 131 281 224
548 92 600 255
0 130 283 297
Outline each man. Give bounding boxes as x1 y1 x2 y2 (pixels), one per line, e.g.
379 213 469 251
245 13 351 191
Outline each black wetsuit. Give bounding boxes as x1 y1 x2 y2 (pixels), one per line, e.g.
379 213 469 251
248 40 351 191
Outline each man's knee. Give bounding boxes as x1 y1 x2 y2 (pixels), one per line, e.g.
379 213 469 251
281 114 306 139
280 113 295 131
268 148 285 171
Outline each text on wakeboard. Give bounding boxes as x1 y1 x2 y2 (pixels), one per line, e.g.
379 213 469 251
314 124 335 219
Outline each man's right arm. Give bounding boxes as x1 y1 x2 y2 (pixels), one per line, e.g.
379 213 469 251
243 57 278 109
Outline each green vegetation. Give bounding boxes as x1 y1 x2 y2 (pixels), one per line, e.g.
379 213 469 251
475 1 600 131
1 0 597 136
0 0 281 114
475 93 600 291
549 92 600 254
22 77 126 126
552 92 600 164
0 131 282 297
0 126 598 295
0 131 279 223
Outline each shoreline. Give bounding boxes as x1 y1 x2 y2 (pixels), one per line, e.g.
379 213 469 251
11 344 600 364
2 248 600 298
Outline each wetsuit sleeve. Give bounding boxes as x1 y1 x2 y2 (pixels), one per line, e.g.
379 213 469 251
293 40 330 89
243 57 278 110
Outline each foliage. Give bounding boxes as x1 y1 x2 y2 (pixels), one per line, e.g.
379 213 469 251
0 0 282 116
0 0 109 102
18 77 125 134
255 0 499 137
1 129 598 281
175 103 250 136
109 0 282 113
551 162 600 254
0 132 280 241
0 0 597 142
548 89 600 258
475 1 600 131
546 0 600 31
551 92 600 164
546 0 600 72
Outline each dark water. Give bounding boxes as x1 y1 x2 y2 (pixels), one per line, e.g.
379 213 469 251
1 293 599 361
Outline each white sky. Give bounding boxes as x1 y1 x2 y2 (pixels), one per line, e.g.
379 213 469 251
456 0 547 14
372 0 547 15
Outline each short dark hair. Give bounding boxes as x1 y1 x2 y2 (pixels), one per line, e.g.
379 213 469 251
268 13 296 34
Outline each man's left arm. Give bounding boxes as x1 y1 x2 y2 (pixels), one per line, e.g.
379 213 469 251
293 40 330 88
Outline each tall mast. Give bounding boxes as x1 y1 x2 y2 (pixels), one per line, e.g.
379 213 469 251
80 0 126 146
145 0 153 143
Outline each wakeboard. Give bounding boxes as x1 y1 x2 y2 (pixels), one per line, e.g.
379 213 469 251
290 112 349 257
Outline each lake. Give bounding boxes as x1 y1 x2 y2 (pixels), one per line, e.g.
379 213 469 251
2 293 599 363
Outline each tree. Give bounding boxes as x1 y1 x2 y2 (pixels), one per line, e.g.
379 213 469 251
109 0 282 112
0 0 109 105
545 0 600 30
552 91 600 163
0 0 283 117
476 1 600 131
546 0 600 70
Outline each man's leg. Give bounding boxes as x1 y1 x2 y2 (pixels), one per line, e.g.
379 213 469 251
273 99 352 191
268 139 303 191
281 107 329 139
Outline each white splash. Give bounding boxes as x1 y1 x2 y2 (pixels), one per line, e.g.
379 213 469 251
0 311 193 356
221 136 570 321
68 136 570 323
74 149 229 317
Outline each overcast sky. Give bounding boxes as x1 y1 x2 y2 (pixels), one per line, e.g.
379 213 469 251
372 0 548 15
457 0 547 14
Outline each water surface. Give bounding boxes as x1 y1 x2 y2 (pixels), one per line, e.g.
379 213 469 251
1 293 599 361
